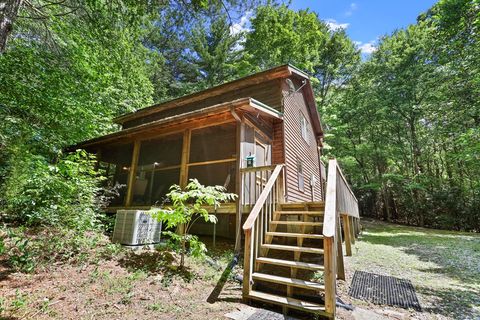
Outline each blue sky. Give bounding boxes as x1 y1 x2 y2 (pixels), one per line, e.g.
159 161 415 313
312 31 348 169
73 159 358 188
289 0 438 54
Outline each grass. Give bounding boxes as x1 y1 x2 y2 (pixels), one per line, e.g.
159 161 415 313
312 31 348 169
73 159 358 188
2 220 478 319
344 218 480 319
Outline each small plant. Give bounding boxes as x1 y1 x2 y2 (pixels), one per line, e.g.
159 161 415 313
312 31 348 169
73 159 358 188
8 233 35 273
10 290 28 310
0 297 5 314
147 302 164 311
150 179 236 268
311 271 324 283
0 237 5 255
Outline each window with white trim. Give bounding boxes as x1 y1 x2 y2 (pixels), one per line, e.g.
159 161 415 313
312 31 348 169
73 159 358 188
300 112 310 145
297 159 304 192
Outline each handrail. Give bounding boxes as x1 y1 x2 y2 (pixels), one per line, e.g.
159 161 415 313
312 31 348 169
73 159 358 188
240 164 277 173
323 159 339 238
242 164 284 301
243 164 283 230
322 158 360 316
335 162 358 203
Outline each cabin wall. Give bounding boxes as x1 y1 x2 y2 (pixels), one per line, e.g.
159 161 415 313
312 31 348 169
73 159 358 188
272 120 285 164
282 77 322 202
122 79 284 129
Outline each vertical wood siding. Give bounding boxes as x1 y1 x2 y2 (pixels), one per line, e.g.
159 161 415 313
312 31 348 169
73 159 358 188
282 78 322 202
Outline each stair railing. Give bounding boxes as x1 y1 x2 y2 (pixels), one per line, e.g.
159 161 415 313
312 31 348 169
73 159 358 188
323 159 360 315
242 164 284 300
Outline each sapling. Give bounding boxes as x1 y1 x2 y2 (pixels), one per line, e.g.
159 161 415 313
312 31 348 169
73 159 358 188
150 179 237 268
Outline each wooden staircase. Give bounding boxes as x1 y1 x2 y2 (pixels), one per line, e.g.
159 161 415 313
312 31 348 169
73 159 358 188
247 201 330 317
241 160 360 319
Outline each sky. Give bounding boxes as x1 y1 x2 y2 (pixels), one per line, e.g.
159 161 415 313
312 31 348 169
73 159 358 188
289 0 438 55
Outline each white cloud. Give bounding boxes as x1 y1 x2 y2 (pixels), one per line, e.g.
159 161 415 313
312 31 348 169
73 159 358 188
325 19 349 31
229 11 253 35
345 3 358 17
355 40 377 54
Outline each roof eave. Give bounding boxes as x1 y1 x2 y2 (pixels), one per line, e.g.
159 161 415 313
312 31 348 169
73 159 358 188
113 64 292 125
74 98 282 150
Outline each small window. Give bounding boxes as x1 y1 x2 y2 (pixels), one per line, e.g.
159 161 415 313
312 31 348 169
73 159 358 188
300 112 310 144
297 159 304 192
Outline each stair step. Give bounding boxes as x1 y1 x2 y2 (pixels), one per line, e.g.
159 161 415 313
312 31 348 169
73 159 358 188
256 257 325 271
280 202 325 209
248 291 328 315
275 210 324 215
266 232 324 239
253 273 325 291
261 244 324 254
270 221 323 226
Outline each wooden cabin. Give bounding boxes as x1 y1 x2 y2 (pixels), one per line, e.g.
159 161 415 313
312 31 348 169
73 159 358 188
77 64 360 319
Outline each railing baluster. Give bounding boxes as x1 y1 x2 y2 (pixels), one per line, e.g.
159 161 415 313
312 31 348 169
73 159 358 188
241 164 284 302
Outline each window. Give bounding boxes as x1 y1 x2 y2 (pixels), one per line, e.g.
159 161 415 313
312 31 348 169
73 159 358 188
297 159 304 192
300 112 310 144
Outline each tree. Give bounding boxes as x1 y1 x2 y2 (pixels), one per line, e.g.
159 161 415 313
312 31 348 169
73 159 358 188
144 1 260 102
244 4 360 106
323 0 480 231
185 13 244 89
150 179 236 268
0 0 22 53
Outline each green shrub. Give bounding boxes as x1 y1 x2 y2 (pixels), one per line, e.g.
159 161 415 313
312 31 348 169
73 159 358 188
3 149 107 231
8 233 35 273
150 179 236 268
2 226 122 273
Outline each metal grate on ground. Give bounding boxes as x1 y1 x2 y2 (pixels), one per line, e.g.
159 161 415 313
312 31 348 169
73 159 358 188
349 271 421 311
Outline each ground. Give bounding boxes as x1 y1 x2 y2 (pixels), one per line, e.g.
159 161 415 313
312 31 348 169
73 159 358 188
336 219 480 320
0 237 244 320
1 220 479 320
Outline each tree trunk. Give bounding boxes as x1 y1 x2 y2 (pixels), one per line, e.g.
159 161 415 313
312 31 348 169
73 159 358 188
180 236 186 268
0 0 22 53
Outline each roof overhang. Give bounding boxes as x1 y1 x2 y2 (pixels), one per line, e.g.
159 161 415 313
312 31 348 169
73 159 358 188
113 64 301 126
74 98 282 149
287 65 324 139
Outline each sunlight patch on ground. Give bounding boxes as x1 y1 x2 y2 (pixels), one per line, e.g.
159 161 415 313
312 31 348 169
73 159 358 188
344 219 480 319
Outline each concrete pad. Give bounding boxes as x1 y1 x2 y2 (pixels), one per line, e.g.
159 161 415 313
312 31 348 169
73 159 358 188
352 307 389 320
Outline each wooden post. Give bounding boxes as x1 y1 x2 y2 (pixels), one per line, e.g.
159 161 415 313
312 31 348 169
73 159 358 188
235 121 244 252
243 229 252 302
323 236 336 316
342 214 352 256
179 129 191 188
336 214 345 280
356 218 361 237
278 166 285 204
349 216 356 245
125 140 141 207
178 129 191 237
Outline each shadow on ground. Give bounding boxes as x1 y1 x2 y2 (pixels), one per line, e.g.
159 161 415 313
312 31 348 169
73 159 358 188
0 259 14 283
355 219 480 318
415 284 480 319
206 256 241 304
360 219 480 283
118 249 197 282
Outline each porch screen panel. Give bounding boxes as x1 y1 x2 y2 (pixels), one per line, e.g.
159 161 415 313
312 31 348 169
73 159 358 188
98 143 133 206
189 123 236 163
188 163 236 193
188 122 236 190
133 133 183 205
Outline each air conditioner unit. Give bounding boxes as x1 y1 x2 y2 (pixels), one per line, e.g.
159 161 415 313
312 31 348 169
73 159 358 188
112 210 162 246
